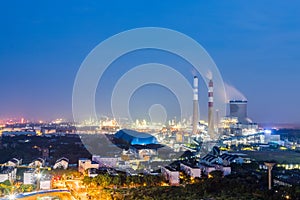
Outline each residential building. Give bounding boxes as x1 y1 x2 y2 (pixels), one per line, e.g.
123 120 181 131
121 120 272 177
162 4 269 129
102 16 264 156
0 167 17 183
78 158 99 173
180 163 201 178
23 169 35 185
53 157 69 170
161 166 180 186
92 155 118 168
40 175 51 190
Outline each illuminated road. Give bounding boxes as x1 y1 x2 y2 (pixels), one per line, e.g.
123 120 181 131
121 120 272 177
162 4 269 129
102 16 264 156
0 189 71 200
65 180 88 200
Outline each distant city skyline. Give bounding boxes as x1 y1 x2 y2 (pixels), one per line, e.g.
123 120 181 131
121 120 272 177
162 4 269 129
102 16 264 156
0 1 300 124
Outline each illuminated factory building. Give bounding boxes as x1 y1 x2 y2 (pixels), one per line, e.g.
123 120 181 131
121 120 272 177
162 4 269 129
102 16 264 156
114 129 163 161
114 129 159 145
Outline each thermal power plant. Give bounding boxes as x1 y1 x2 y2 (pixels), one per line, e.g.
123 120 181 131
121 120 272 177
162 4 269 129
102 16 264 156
208 79 215 139
192 76 199 134
229 100 249 124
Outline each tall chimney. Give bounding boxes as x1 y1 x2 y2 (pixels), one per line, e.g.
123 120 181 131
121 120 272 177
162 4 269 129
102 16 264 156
208 79 215 139
192 76 199 134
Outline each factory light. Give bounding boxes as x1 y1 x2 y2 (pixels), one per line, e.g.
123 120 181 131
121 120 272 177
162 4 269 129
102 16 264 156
264 130 272 134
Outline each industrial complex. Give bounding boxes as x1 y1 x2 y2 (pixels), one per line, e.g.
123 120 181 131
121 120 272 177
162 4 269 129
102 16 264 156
0 75 300 199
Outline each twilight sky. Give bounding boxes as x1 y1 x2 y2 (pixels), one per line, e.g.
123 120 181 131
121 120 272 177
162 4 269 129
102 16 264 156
0 1 300 124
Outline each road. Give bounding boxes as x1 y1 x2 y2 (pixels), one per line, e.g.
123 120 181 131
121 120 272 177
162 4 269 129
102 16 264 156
65 180 88 200
0 189 71 200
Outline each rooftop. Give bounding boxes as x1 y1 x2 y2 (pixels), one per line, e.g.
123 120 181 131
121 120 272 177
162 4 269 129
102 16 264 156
115 129 158 145
229 100 248 103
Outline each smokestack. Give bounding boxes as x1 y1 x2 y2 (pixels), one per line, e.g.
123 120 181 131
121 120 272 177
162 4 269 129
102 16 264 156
192 76 199 134
208 79 215 139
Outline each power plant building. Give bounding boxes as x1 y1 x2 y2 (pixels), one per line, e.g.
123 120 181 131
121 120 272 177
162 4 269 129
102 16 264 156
229 100 249 124
114 129 158 145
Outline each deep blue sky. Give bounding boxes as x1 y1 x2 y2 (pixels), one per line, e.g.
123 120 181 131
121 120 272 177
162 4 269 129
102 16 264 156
0 1 299 124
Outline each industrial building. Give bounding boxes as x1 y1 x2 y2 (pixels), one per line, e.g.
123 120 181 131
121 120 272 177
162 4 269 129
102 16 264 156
114 129 158 145
218 99 260 137
114 129 163 162
229 100 250 124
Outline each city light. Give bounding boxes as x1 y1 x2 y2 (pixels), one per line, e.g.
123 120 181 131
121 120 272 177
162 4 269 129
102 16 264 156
264 129 272 134
36 173 42 179
8 194 16 200
0 1 300 199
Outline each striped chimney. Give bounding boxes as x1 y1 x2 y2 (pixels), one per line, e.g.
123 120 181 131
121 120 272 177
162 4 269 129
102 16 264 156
208 79 215 139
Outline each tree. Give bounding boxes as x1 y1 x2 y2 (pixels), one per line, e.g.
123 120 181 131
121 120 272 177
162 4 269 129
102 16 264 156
112 176 121 188
19 184 34 193
209 170 223 179
82 176 92 186
125 176 131 188
1 180 11 186
94 174 112 188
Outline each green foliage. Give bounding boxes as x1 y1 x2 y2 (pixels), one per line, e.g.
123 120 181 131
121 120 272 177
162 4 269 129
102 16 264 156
94 173 112 187
19 184 34 192
82 176 92 186
83 173 164 191
99 173 299 200
209 170 223 179
0 180 11 186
